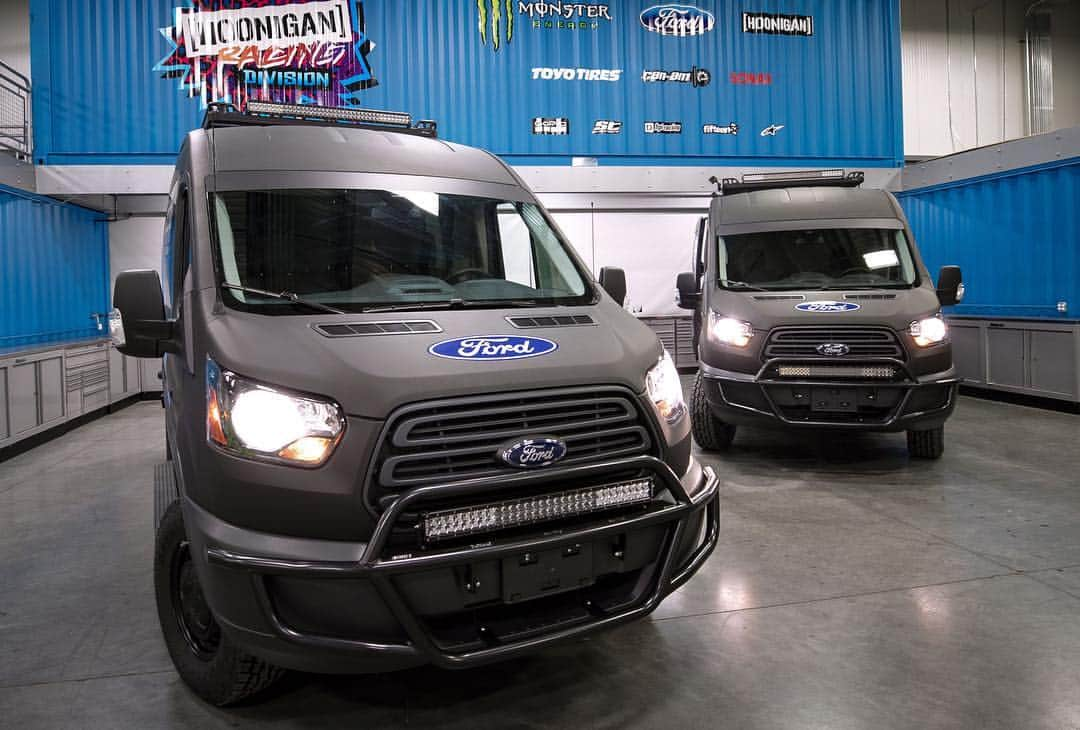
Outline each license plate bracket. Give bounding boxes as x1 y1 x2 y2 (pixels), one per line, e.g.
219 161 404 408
502 542 595 604
810 387 858 413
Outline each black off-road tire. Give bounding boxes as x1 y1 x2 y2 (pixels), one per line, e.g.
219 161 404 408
154 502 284 706
690 372 736 451
907 426 945 459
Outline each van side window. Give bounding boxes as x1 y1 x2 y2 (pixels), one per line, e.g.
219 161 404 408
496 202 536 288
169 188 191 319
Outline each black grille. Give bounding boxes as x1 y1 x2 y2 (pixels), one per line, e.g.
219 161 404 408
763 327 905 360
315 320 440 337
370 387 654 501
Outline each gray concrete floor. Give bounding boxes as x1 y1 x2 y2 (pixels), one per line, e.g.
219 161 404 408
2 387 1080 729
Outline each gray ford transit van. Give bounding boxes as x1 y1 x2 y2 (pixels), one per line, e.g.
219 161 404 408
676 170 963 459
110 102 718 705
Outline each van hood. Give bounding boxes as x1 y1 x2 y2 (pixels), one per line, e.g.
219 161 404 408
712 286 943 332
202 295 662 419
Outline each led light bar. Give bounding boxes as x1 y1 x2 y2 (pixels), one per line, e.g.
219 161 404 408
777 364 896 379
422 478 655 542
245 100 413 128
742 169 845 183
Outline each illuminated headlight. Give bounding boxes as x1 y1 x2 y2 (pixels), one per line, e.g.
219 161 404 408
206 358 344 466
645 350 687 424
423 478 655 542
909 315 948 347
709 312 754 348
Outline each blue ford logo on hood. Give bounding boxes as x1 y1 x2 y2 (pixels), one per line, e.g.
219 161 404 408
429 335 558 361
794 300 861 313
499 437 568 469
640 4 715 35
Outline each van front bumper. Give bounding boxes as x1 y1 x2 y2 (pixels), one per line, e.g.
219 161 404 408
700 359 959 432
179 456 718 674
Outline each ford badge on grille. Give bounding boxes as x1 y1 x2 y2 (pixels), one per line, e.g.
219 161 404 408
499 437 568 468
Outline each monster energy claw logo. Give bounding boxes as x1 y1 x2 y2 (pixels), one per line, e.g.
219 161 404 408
477 0 515 50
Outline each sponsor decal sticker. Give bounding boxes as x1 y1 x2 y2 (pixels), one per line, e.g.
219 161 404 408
592 120 623 134
154 0 378 109
499 436 568 468
742 11 814 36
703 122 738 135
641 66 711 87
429 335 559 360
760 123 785 136
532 67 622 81
639 5 715 36
475 1 613 50
644 121 682 134
730 72 772 85
533 117 570 135
794 301 861 313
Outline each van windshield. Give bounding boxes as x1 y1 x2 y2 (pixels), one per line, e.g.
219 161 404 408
717 228 918 291
211 189 594 313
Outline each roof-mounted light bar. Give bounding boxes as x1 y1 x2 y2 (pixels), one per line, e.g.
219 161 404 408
201 100 437 137
718 169 865 196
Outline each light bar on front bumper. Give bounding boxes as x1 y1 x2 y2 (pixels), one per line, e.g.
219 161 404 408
422 478 656 542
776 364 897 379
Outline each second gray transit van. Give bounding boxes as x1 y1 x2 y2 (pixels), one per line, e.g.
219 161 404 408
110 101 719 705
677 170 964 459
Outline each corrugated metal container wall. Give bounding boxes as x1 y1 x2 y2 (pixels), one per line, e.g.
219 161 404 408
0 185 109 348
29 0 903 167
897 158 1080 319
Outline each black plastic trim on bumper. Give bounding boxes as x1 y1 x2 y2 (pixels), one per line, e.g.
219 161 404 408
205 456 718 670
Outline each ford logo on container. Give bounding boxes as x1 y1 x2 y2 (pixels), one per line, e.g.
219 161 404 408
429 335 558 361
794 301 861 313
639 4 716 36
499 437 568 469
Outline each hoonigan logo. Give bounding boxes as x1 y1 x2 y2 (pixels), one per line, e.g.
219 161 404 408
477 1 613 51
155 0 377 109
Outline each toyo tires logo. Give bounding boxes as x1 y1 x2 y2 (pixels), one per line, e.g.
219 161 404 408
794 301 861 313
429 335 558 361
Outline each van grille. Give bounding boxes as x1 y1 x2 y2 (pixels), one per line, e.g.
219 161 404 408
369 387 654 503
763 327 905 360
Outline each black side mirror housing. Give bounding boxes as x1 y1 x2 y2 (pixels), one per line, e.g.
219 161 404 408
676 271 701 310
599 266 627 306
112 270 180 358
936 265 963 306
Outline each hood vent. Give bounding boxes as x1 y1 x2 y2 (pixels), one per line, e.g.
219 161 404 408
753 294 806 301
844 293 897 301
506 314 596 328
314 320 441 337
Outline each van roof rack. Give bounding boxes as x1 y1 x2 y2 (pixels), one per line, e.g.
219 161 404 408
714 169 864 196
202 101 438 138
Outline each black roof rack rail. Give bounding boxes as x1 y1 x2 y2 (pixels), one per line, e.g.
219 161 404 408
201 100 438 138
718 169 864 196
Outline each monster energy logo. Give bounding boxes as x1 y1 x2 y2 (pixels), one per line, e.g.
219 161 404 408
477 1 612 50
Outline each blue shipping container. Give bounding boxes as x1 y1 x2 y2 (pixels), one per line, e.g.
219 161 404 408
0 185 110 348
29 0 903 167
897 157 1080 320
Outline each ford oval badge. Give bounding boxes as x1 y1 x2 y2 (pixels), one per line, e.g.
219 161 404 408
640 4 716 35
794 300 861 313
816 343 851 356
499 437 568 469
429 335 557 361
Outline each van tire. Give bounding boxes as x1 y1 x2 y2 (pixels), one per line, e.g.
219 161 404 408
154 502 284 706
691 372 736 451
907 426 944 459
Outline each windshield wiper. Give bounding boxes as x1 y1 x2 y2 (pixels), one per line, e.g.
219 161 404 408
220 283 346 315
361 299 465 313
722 281 769 292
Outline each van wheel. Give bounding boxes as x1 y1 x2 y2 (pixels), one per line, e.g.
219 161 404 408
691 372 736 451
907 426 944 459
154 502 284 706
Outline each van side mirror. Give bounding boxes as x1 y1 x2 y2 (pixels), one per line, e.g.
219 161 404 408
676 271 700 310
936 265 964 306
599 267 627 306
111 270 180 358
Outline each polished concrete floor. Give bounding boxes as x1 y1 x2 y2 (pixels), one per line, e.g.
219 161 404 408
2 386 1080 729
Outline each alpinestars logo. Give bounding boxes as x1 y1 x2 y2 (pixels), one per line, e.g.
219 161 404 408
592 120 622 134
476 1 613 51
532 67 622 81
760 124 784 136
533 117 570 135
703 123 738 135
641 67 711 87
644 121 682 134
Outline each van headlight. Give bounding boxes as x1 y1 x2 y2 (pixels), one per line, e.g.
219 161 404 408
645 350 687 424
206 358 344 466
909 315 948 347
709 312 754 348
